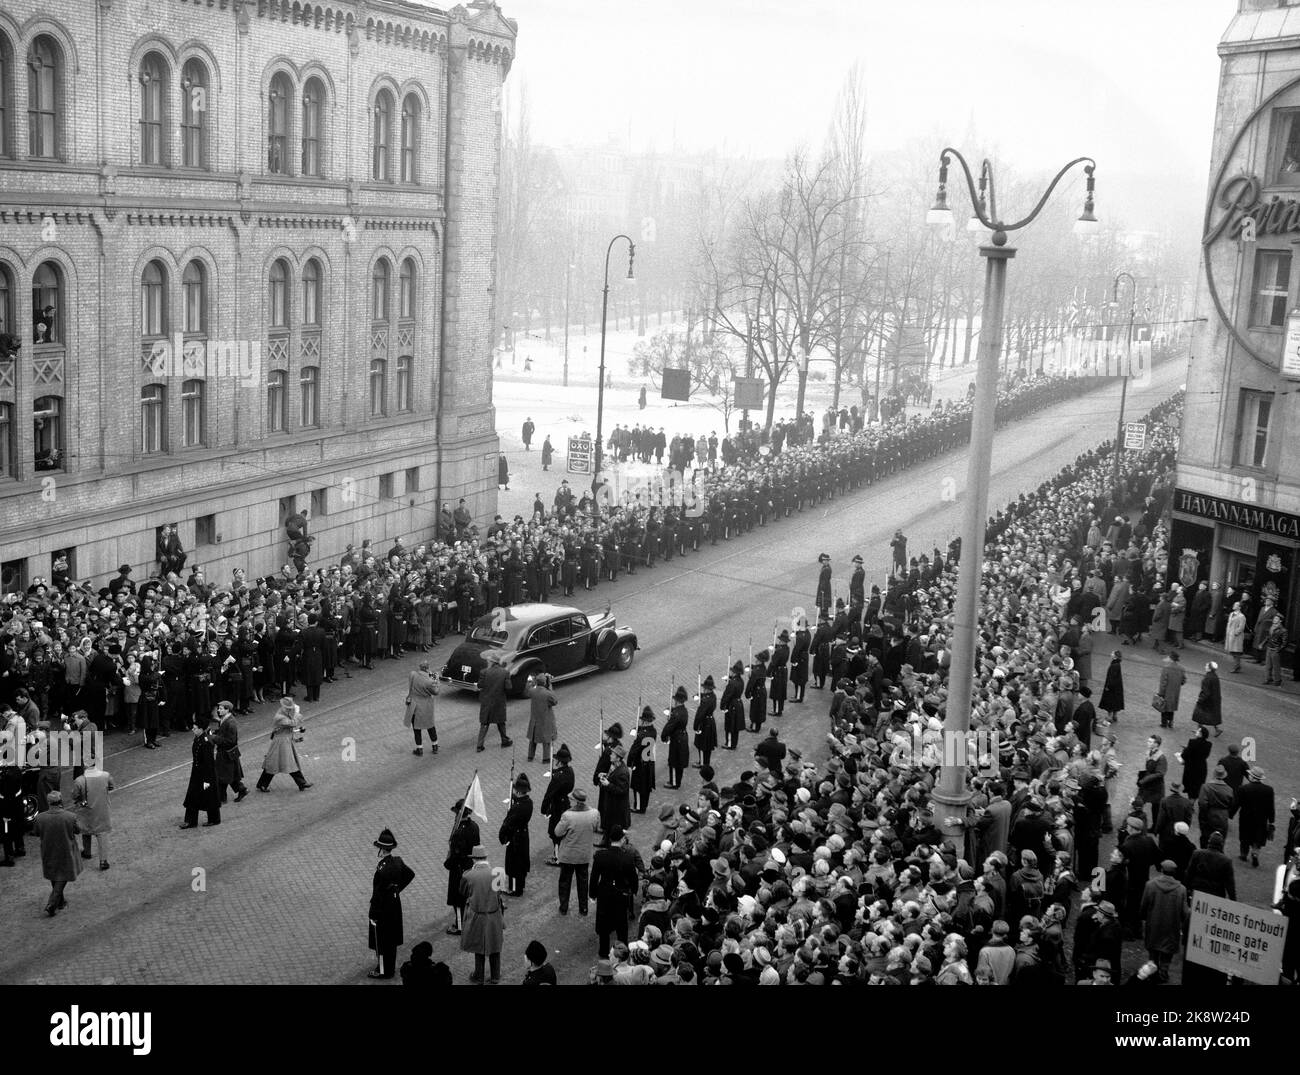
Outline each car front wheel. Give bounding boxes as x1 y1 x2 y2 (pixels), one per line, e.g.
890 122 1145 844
612 640 635 671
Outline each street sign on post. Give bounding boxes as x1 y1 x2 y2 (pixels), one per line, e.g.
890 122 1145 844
566 436 593 475
1123 423 1147 450
661 368 690 401
1185 892 1288 985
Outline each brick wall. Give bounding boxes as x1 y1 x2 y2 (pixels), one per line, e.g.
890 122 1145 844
0 0 515 589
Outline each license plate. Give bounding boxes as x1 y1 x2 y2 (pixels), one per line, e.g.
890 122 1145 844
461 665 471 675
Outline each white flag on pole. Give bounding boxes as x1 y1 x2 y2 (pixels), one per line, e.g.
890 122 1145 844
466 772 489 824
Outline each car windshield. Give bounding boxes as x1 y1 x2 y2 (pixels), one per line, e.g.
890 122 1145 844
469 625 507 646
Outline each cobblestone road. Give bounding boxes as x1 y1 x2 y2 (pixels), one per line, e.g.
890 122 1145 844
4 358 1290 986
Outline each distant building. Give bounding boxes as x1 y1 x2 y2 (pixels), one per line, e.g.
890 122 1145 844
0 0 514 591
1178 0 1300 640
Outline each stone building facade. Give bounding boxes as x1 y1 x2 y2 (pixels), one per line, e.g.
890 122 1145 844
1178 0 1300 642
0 0 513 591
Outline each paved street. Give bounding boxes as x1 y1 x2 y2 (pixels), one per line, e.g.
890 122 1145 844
3 355 1291 986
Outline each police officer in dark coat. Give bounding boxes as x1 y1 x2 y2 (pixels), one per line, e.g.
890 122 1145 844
298 614 327 702
815 553 833 615
720 661 746 750
780 626 806 702
541 743 574 863
369 828 416 979
180 714 220 828
769 632 790 716
692 677 718 769
661 690 690 789
811 611 833 689
499 774 533 896
589 824 639 959
445 799 480 935
745 652 769 733
849 554 866 607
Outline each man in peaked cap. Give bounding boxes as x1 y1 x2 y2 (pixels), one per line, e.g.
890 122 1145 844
815 553 833 615
850 554 866 608
369 827 415 979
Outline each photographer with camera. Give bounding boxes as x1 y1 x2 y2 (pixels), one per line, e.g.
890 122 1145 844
255 696 312 793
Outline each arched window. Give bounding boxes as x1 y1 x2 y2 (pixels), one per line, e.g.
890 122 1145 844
182 261 206 334
141 384 166 454
302 258 321 326
372 90 393 181
27 36 59 159
31 261 61 344
267 370 287 433
371 259 390 322
268 72 291 174
33 395 61 470
0 34 13 158
400 94 419 183
181 378 204 447
369 358 387 417
399 257 415 319
269 258 289 328
0 402 12 478
300 365 319 427
180 59 208 169
0 262 12 336
139 53 167 166
142 260 168 337
302 77 323 176
396 355 412 413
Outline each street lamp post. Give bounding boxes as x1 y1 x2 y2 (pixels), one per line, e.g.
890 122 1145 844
563 259 574 388
925 148 1098 841
593 234 635 521
1111 270 1136 498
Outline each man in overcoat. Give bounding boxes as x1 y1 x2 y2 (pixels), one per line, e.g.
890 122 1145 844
404 660 440 756
461 845 506 984
213 701 248 804
181 714 221 828
368 828 415 979
589 824 639 958
33 790 81 916
475 651 513 752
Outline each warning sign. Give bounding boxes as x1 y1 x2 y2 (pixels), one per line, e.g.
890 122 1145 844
566 436 593 475
1123 423 1147 450
733 376 765 409
1185 892 1288 984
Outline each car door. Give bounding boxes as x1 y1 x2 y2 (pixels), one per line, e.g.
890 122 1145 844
564 613 593 671
522 620 562 675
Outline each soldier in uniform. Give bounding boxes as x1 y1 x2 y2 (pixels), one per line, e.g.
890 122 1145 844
541 743 574 865
693 676 718 769
789 622 811 703
661 689 690 790
769 631 790 716
815 553 833 616
745 651 769 733
721 660 746 749
368 828 415 979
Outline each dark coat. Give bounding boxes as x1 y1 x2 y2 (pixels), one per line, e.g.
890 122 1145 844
499 795 534 880
600 762 632 832
478 664 510 725
298 626 327 687
1191 670 1221 727
541 764 574 840
1236 781 1275 849
590 844 639 933
662 704 690 769
369 853 415 950
692 691 718 752
446 817 480 908
212 713 244 785
768 643 790 704
720 673 745 737
1099 658 1124 713
629 727 657 798
789 629 811 687
815 565 832 609
1140 873 1188 955
745 662 767 730
183 730 219 814
1180 736 1212 800
1185 848 1236 900
1196 779 1235 838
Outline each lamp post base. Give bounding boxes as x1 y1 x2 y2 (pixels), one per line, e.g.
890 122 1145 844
930 784 974 848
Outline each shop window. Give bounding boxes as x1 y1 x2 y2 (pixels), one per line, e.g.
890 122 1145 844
1250 249 1291 328
1234 389 1274 467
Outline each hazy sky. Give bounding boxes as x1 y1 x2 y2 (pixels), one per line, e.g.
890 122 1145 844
502 0 1233 231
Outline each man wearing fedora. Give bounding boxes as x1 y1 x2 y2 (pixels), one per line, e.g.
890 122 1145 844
849 554 865 608
368 828 415 980
475 650 513 753
460 844 505 984
589 824 638 958
1235 766 1275 868
553 786 597 915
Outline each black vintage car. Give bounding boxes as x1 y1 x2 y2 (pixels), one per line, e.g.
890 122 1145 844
441 603 638 698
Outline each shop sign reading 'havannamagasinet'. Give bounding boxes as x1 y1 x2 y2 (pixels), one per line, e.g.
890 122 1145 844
1174 488 1300 540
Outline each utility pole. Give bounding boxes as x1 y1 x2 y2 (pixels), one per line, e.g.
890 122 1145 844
1111 271 1136 498
874 251 890 420
563 258 573 388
